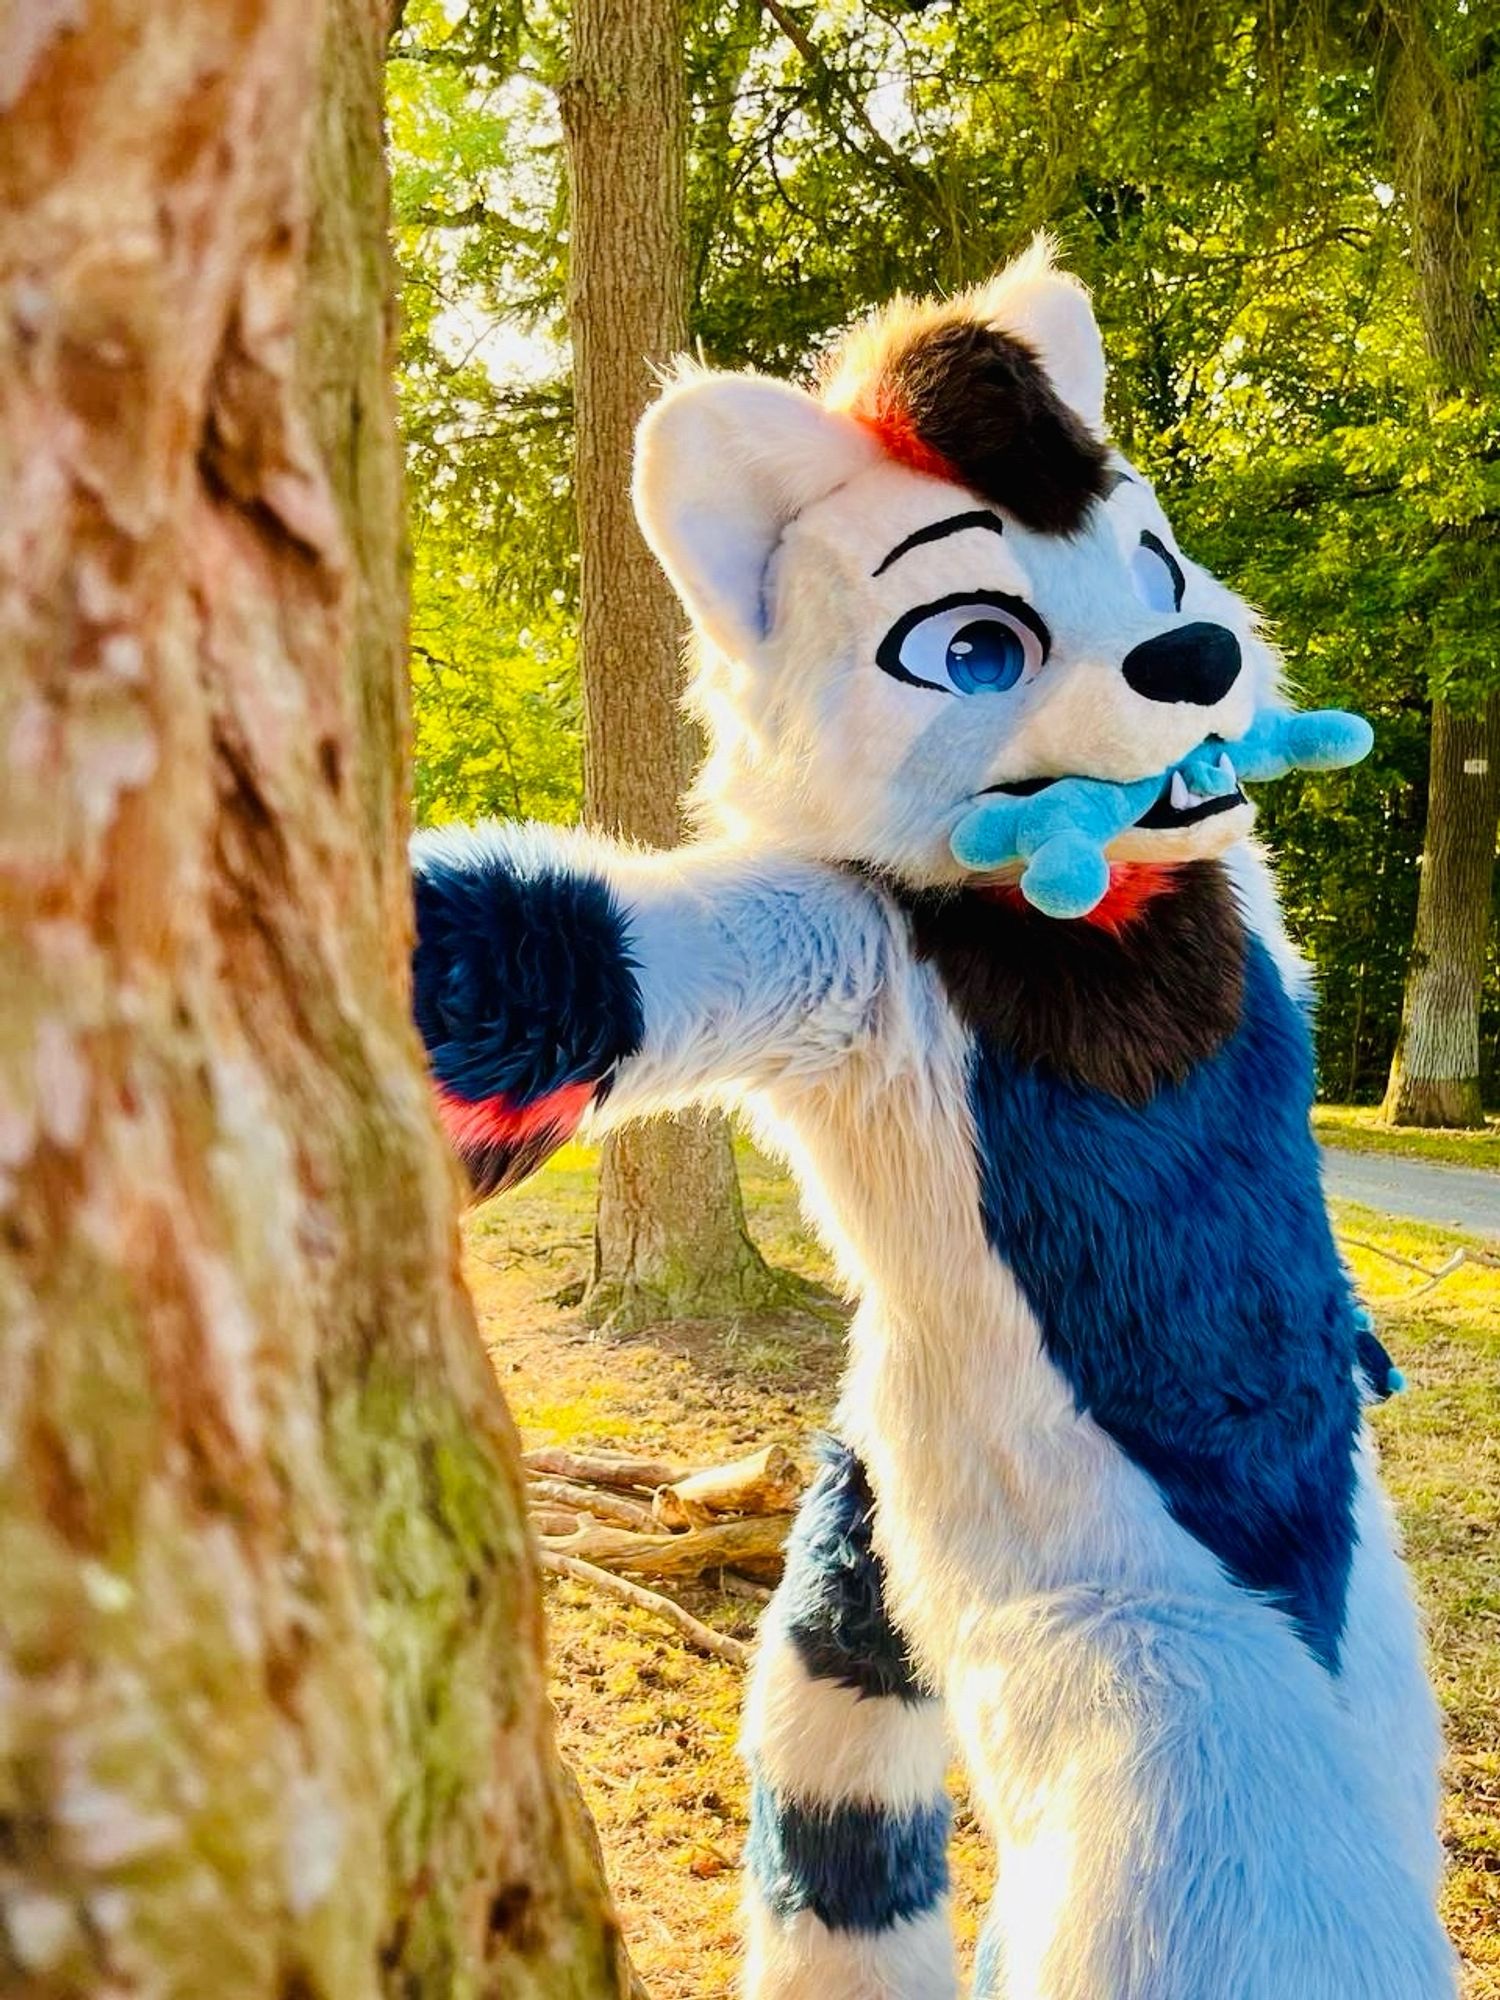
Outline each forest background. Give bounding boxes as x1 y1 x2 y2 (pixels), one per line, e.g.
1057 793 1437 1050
2 7 1494 1993
389 0 1499 1110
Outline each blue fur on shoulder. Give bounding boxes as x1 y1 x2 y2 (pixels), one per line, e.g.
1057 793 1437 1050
969 940 1361 1672
411 825 644 1106
746 1771 951 1932
779 1439 928 1703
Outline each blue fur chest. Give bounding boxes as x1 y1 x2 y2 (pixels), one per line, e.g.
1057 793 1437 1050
968 939 1360 1671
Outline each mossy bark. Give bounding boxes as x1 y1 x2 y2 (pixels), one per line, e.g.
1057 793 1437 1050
560 0 784 1331
0 3 629 1993
587 1122 810 1332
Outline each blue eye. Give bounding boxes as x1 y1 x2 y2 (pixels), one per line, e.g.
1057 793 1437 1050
877 591 1049 696
947 620 1026 694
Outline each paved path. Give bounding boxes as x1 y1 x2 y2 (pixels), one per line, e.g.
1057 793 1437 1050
1321 1146 1499 1240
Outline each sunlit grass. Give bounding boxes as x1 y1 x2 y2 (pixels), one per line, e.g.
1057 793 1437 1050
1332 1197 1500 1990
1317 1103 1500 1173
471 1149 1500 1998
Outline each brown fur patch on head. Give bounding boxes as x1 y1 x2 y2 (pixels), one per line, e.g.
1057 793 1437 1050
822 284 1109 535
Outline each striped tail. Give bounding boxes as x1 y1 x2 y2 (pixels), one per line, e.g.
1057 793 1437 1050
741 1443 956 1998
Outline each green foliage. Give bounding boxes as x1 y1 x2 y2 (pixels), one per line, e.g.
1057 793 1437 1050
391 0 581 826
390 0 1499 1096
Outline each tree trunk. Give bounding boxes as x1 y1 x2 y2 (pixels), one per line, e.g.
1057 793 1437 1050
1382 693 1500 1126
0 4 630 1994
1372 4 1500 1126
560 0 780 1328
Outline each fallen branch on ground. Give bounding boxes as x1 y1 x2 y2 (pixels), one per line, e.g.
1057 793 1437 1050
527 1475 661 1531
523 1445 685 1491
653 1442 802 1528
531 1507 584 1537
527 1444 804 1666
540 1510 793 1582
1340 1233 1500 1298
468 1234 592 1273
541 1551 751 1668
1340 1233 1450 1279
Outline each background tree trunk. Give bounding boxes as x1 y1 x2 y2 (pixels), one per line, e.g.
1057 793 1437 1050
1372 1 1500 1125
560 0 781 1327
1382 693 1500 1125
0 3 630 1993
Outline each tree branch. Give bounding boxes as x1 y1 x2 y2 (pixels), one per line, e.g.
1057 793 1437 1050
541 1552 752 1667
756 0 942 215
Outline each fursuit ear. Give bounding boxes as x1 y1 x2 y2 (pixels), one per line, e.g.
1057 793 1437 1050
977 239 1108 436
634 371 883 662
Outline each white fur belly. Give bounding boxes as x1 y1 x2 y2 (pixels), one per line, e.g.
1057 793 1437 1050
751 981 1264 1627
748 987 1452 1995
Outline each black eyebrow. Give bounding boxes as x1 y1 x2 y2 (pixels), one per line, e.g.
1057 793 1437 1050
1103 467 1135 495
872 510 1005 578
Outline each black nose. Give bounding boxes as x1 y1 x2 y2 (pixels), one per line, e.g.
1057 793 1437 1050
1121 622 1241 706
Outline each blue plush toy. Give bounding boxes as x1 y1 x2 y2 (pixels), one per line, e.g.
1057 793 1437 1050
950 705 1374 919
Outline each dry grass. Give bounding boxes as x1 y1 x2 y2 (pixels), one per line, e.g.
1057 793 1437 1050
468 1142 1500 1998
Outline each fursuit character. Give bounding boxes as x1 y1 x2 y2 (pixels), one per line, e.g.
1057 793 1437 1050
412 243 1454 1999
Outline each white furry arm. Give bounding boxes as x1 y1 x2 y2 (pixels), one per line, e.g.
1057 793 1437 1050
411 820 890 1194
595 839 891 1123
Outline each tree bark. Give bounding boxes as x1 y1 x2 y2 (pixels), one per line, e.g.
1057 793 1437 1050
1372 3 1500 1126
559 0 781 1326
1382 693 1500 1125
0 4 629 1993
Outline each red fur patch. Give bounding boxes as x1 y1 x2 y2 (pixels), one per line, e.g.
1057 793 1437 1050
854 391 959 484
1086 863 1180 933
981 863 1179 934
436 1079 595 1153
841 319 1109 534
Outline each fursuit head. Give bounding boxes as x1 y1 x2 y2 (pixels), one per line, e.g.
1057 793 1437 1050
411 240 1455 1999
